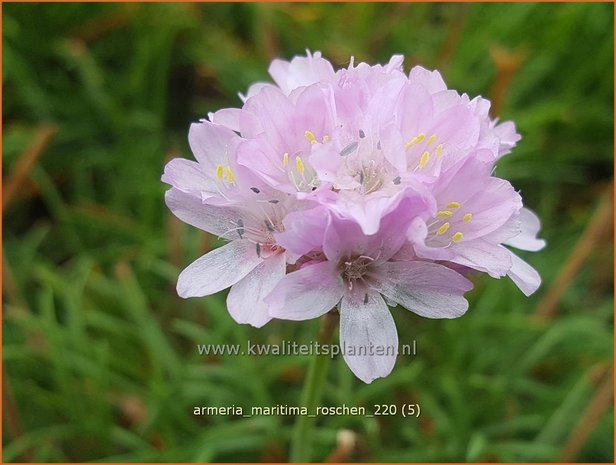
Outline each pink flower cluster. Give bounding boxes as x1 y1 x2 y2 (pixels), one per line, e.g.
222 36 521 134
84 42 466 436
163 51 545 383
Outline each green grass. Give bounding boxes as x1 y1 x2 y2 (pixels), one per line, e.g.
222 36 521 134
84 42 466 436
3 3 614 462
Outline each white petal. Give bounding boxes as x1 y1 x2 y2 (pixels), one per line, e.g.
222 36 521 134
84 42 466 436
450 239 512 278
377 261 472 318
504 207 546 252
266 261 344 321
227 253 286 328
340 291 398 384
177 240 262 298
161 158 217 193
507 252 541 296
165 188 241 238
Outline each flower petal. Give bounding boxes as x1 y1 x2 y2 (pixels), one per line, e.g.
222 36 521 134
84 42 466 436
188 121 239 172
266 261 344 320
377 261 473 318
507 252 541 296
165 188 241 238
504 208 546 252
450 239 512 278
177 240 262 298
339 291 398 384
161 158 217 195
227 253 286 328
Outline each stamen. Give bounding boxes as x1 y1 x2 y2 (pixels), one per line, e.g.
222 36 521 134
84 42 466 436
295 156 305 175
359 129 366 139
250 187 260 194
437 210 453 218
265 220 274 232
447 202 461 209
435 144 444 157
226 166 235 184
419 151 430 169
363 293 369 304
463 213 473 223
427 134 437 146
452 232 464 242
256 243 261 258
283 152 289 167
437 222 450 235
322 135 330 144
404 133 426 150
237 219 245 239
304 130 317 145
216 164 225 180
340 141 358 157
392 176 401 185
269 199 279 204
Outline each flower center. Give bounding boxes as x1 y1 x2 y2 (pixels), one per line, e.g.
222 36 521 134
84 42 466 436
339 255 375 289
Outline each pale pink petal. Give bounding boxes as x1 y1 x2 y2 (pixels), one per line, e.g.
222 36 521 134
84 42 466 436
339 291 398 384
377 261 473 318
275 206 330 262
266 261 344 320
161 158 217 195
177 240 262 298
450 239 512 278
268 51 335 95
227 253 286 328
408 65 447 93
165 188 240 238
507 252 541 296
504 208 546 252
188 121 239 172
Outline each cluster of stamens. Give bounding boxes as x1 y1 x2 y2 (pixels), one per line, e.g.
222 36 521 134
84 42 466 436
428 201 473 245
340 255 374 289
404 132 444 170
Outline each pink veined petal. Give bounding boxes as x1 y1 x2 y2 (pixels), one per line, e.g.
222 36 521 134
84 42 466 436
239 82 270 103
208 108 242 131
227 253 286 328
494 120 522 157
408 65 447 93
268 51 335 95
504 207 546 252
507 252 542 297
161 158 217 195
164 188 240 238
339 290 398 384
177 240 262 298
407 217 457 261
450 239 513 278
188 121 239 172
265 260 345 321
376 261 473 318
275 206 330 262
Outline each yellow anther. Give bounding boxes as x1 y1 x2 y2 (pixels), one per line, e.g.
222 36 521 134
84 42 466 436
463 213 473 223
447 202 461 209
295 156 305 175
419 151 430 169
322 135 330 144
283 152 289 167
452 232 464 242
226 166 235 184
216 164 225 180
437 210 453 218
404 133 426 150
304 130 317 145
435 144 444 157
427 134 437 146
436 222 450 235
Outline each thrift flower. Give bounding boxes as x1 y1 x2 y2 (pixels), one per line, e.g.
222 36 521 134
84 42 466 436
163 51 545 383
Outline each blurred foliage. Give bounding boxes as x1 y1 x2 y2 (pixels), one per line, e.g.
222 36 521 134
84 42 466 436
2 2 614 463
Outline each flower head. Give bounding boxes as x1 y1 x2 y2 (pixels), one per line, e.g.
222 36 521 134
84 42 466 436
163 51 545 383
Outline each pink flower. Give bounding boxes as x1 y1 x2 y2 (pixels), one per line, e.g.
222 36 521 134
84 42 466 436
266 197 473 383
162 51 545 383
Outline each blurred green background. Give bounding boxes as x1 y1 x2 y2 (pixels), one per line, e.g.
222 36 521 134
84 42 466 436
2 2 614 462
